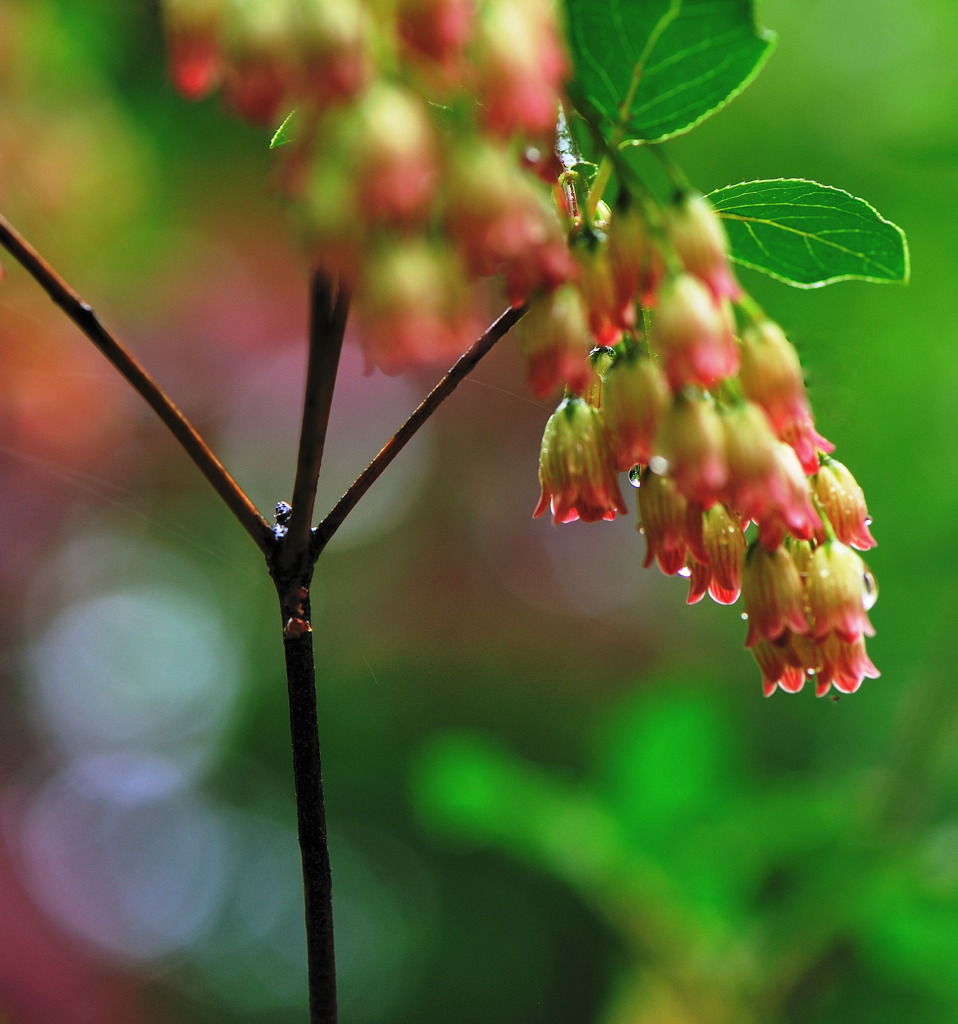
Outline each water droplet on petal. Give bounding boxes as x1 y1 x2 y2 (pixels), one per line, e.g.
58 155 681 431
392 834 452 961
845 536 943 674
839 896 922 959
649 455 669 476
628 465 642 488
864 516 873 526
740 612 749 621
862 569 879 610
677 565 692 578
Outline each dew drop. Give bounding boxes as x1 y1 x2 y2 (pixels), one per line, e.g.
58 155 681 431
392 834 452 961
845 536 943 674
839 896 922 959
628 465 642 488
861 569 879 610
740 612 749 621
649 455 670 476
677 566 692 578
864 516 873 527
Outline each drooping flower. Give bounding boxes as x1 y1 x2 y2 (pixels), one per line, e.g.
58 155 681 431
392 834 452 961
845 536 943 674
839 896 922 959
601 349 670 471
471 0 567 141
740 319 833 473
814 457 876 550
354 237 476 375
723 404 820 547
751 637 808 697
804 540 877 642
655 390 727 508
741 542 809 647
664 192 740 304
607 201 663 309
163 0 224 100
636 467 691 576
575 241 635 346
686 502 746 605
517 285 594 399
815 633 880 696
652 274 740 390
534 397 627 524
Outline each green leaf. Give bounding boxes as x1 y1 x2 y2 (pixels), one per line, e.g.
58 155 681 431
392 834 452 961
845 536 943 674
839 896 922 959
708 178 910 287
269 109 297 149
564 0 775 144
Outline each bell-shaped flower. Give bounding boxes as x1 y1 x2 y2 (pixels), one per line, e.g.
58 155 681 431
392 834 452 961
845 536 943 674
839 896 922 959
653 274 740 390
664 192 740 303
814 457 876 550
518 285 593 399
686 502 746 605
637 467 691 576
805 540 877 642
741 542 809 647
740 319 833 473
656 390 727 508
600 350 670 471
534 398 627 524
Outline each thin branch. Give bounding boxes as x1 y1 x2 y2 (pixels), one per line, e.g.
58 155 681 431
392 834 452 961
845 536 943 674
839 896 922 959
0 212 272 550
278 595 338 1024
311 302 527 559
280 274 350 574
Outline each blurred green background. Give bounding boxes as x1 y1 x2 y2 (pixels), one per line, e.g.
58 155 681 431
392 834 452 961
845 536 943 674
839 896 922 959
0 1 955 1022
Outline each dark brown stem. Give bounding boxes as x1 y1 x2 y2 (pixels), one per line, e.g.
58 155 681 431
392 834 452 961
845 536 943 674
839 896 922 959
276 590 338 1024
281 276 350 574
0 212 272 550
311 302 527 559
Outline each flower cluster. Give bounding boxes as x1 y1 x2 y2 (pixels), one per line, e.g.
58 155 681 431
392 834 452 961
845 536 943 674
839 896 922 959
162 0 573 374
532 187 879 697
162 0 880 697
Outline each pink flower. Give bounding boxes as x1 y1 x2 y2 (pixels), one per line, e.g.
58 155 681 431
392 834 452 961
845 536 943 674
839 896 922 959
637 467 691 575
664 192 741 304
740 320 833 474
686 503 746 605
653 275 740 390
723 404 821 547
607 202 663 310
601 351 670 471
804 540 877 642
518 286 594 399
741 542 809 647
814 457 876 550
534 398 627 524
815 634 880 696
655 391 727 508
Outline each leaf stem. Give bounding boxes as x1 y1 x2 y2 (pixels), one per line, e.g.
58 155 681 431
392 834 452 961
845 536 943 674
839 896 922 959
0 212 272 550
311 302 527 558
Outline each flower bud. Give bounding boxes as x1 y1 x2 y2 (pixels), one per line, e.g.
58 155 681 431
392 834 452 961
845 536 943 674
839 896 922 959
664 192 740 303
653 274 739 390
814 458 876 550
295 0 371 109
741 542 809 647
575 242 635 345
753 442 822 550
471 0 566 140
607 202 663 309
222 0 293 123
349 83 438 224
805 540 877 642
355 237 476 375
397 0 474 68
740 319 833 473
518 285 593 399
655 391 727 508
163 0 224 99
600 350 670 471
534 397 626 524
444 142 574 302
637 467 690 576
